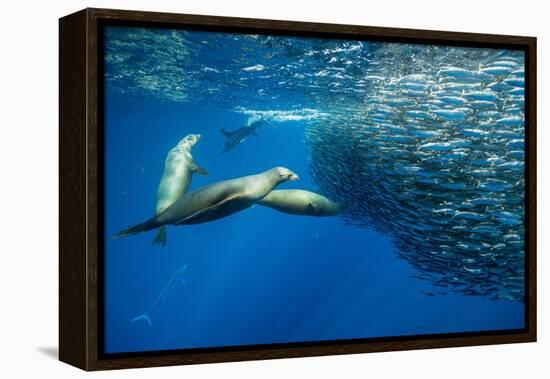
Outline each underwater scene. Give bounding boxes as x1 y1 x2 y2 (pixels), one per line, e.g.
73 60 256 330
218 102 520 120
103 25 526 354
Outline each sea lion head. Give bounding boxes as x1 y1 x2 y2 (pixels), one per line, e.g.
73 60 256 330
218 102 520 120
270 167 300 183
178 134 202 150
324 199 343 216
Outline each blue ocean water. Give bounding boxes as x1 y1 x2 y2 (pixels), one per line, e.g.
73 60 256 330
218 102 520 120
103 27 525 354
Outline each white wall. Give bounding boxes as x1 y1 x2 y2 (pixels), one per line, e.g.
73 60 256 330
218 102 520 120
0 0 546 377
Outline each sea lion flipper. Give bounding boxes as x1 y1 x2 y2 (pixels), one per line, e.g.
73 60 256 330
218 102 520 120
307 202 321 214
190 161 208 176
175 206 219 225
152 226 168 247
176 195 241 225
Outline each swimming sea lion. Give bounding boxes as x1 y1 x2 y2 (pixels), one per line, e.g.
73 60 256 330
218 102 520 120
153 134 207 246
112 167 299 239
257 190 341 216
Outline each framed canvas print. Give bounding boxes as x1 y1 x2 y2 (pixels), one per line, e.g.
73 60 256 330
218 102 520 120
59 8 536 371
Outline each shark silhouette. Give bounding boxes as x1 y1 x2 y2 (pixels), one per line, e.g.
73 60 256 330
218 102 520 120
220 119 267 154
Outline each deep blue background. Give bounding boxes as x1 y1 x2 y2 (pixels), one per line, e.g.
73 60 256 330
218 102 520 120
104 97 524 354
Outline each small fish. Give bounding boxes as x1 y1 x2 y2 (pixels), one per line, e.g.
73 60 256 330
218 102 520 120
496 117 524 127
464 91 498 102
455 211 485 221
506 139 525 149
439 96 467 105
432 108 471 121
481 66 513 75
498 161 524 170
242 64 265 72
504 77 525 88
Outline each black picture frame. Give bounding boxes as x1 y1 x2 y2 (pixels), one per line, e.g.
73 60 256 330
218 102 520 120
59 8 537 371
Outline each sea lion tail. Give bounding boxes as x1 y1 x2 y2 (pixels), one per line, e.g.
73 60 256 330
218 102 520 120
152 226 168 247
111 218 159 240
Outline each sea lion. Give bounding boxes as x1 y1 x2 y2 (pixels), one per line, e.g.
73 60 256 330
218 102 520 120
153 134 207 246
113 167 299 239
257 190 341 216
